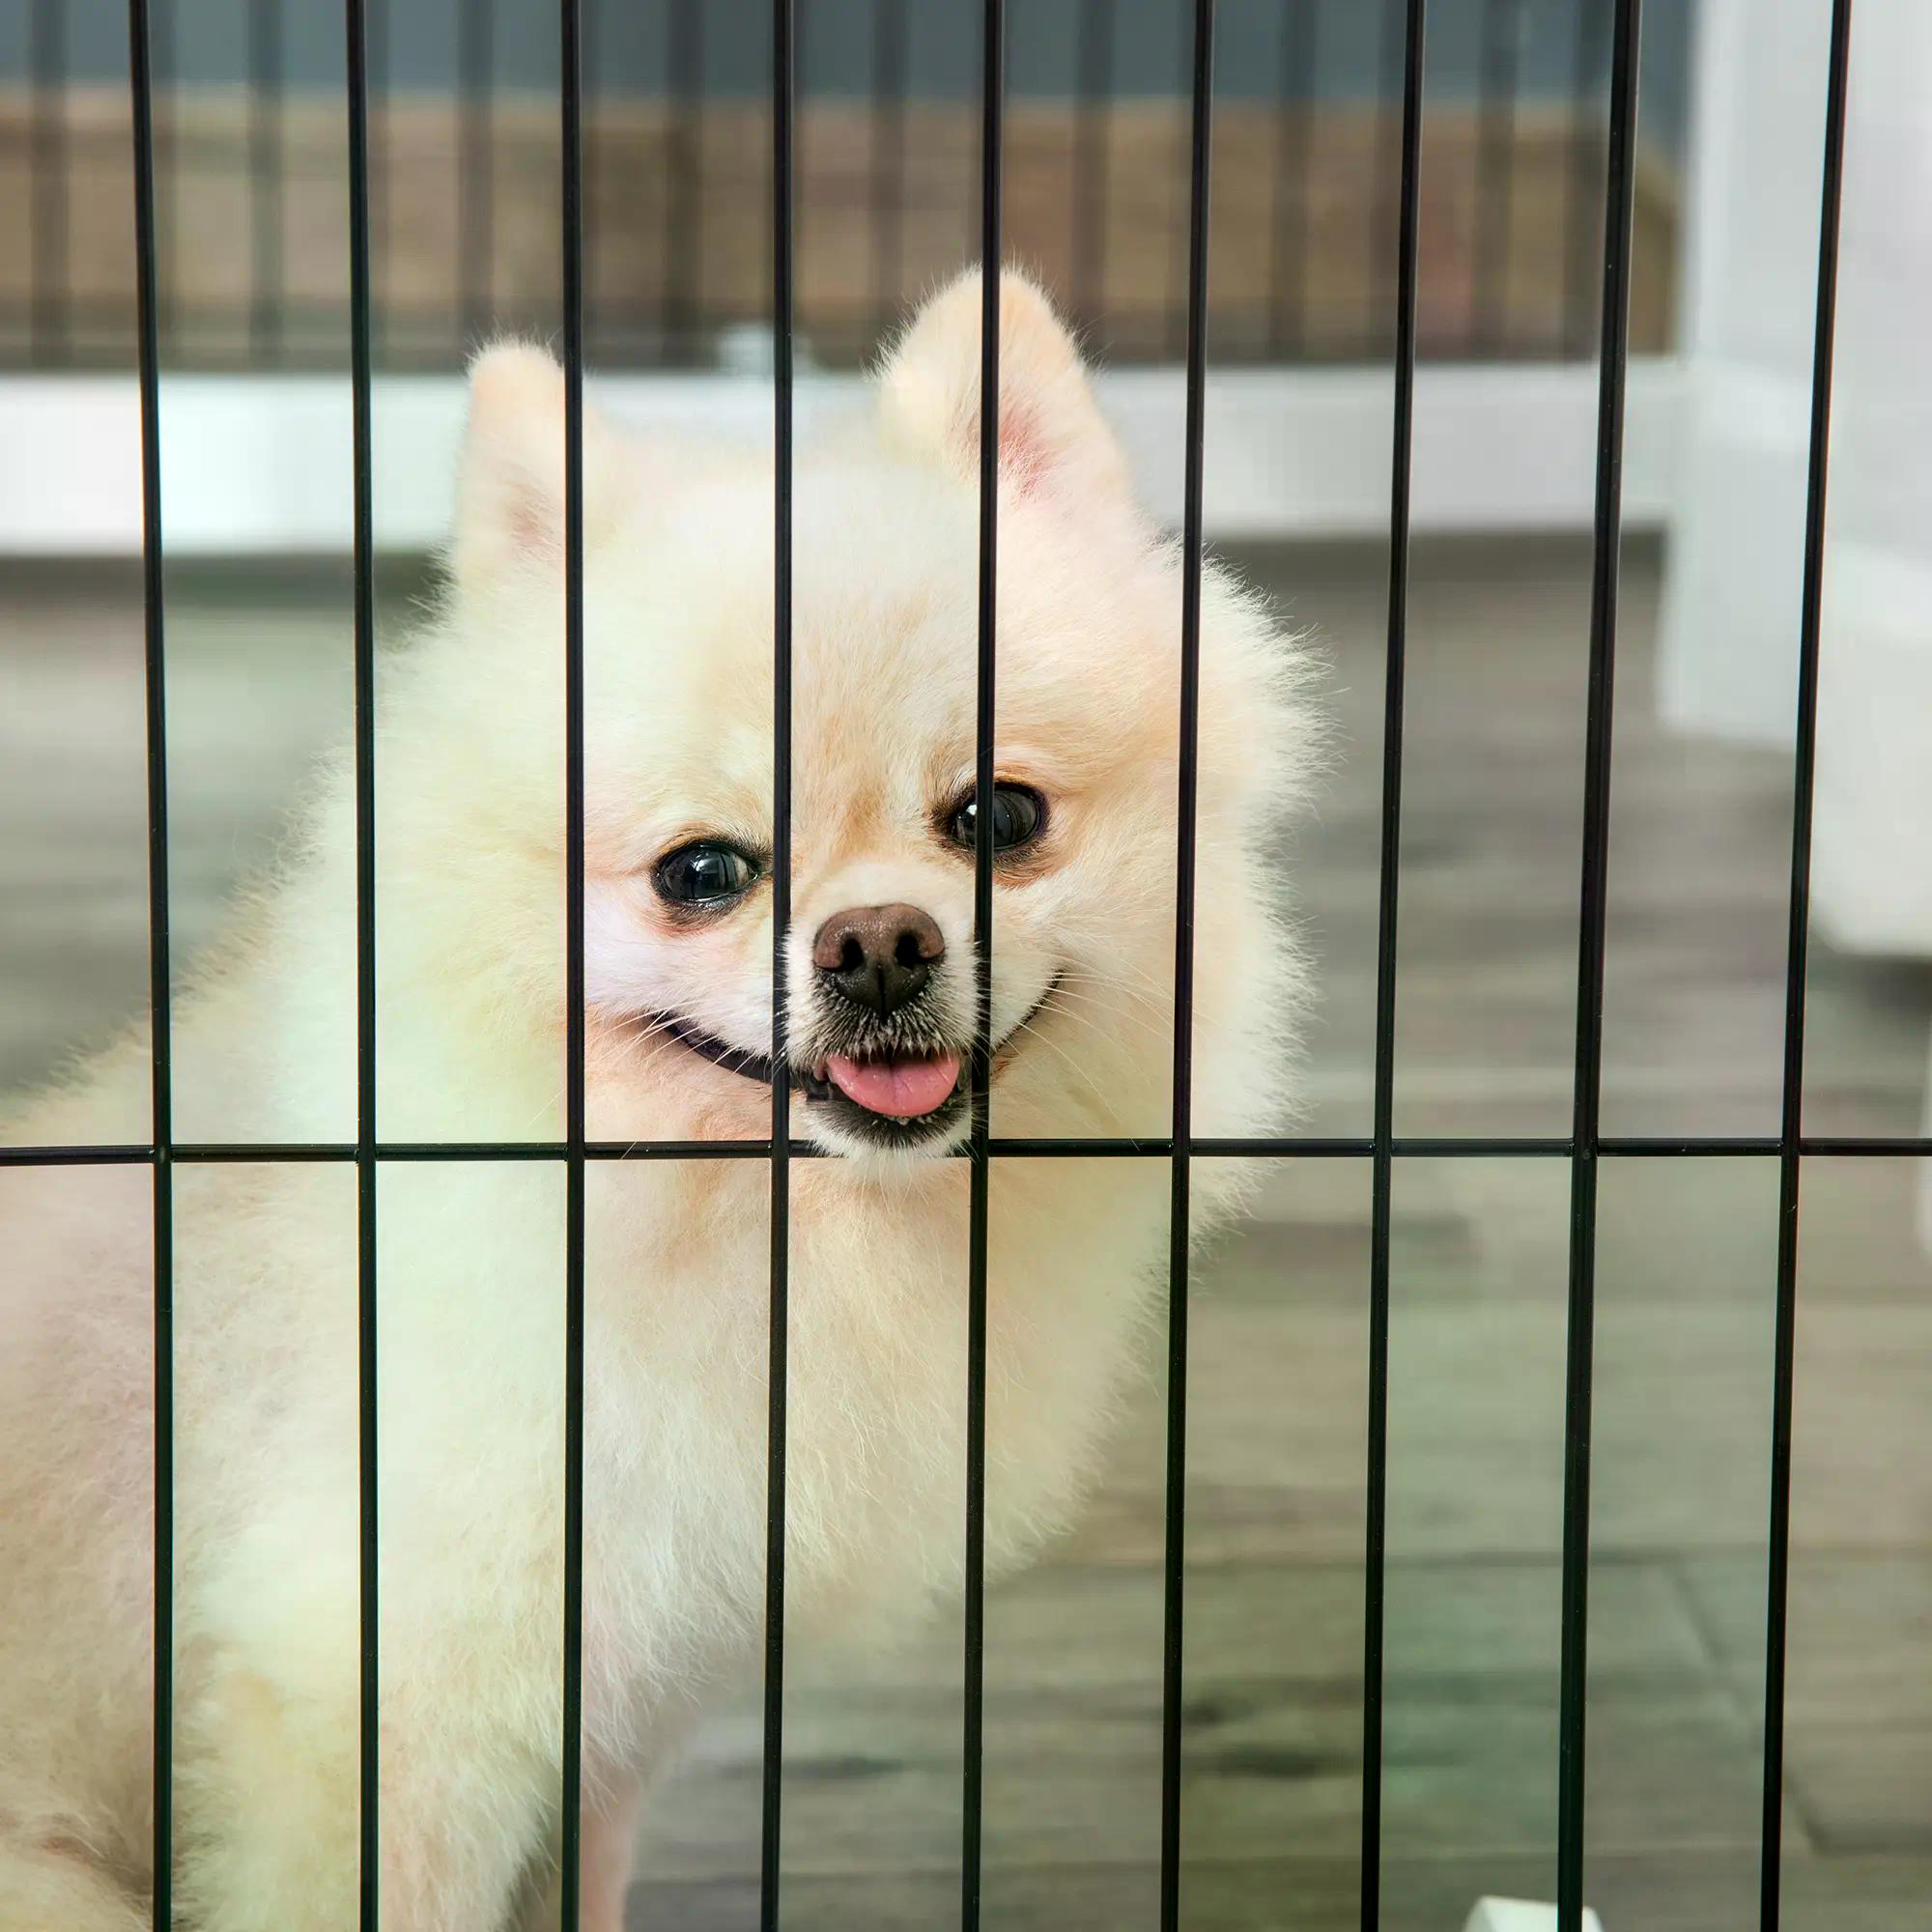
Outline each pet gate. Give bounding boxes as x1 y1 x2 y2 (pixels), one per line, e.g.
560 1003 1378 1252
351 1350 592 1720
0 0 1905 1927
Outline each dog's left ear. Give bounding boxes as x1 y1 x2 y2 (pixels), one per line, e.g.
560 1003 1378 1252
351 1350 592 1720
449 341 632 591
877 267 1135 515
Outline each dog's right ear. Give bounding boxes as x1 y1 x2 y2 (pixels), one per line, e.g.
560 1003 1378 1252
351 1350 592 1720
450 342 627 590
877 267 1137 519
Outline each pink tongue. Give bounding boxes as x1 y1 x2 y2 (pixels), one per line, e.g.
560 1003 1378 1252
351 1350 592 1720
826 1051 962 1118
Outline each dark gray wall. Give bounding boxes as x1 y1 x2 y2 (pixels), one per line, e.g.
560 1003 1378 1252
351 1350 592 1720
1 0 1690 149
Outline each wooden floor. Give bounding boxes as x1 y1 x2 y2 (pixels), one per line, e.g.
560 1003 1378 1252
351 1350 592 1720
1 538 1926 1928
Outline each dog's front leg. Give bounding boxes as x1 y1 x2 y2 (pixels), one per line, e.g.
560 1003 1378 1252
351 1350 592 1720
579 1774 644 1932
522 1771 643 1932
176 1651 553 1932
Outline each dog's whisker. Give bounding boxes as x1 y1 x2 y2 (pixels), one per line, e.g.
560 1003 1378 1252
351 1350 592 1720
1006 1014 1120 1124
1056 957 1177 1011
1033 978 1167 1027
1027 983 1169 1049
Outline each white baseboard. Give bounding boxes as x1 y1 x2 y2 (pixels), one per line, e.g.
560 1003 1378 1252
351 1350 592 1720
0 358 1684 558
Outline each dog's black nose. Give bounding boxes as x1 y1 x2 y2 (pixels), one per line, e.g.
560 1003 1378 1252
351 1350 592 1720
812 903 945 1019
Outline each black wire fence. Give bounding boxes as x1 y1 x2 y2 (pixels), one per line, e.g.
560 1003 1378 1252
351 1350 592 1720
0 0 1887 1927
4 0 1686 375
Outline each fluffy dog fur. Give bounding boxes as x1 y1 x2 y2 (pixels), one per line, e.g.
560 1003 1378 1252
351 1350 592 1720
0 270 1314 1927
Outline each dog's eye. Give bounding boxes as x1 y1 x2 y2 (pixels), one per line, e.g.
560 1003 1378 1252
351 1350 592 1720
949 783 1045 854
655 840 759 907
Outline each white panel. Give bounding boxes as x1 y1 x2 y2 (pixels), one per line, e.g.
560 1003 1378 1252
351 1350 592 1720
0 360 1686 558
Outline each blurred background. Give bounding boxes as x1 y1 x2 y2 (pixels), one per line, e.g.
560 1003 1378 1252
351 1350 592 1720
4 0 1690 370
1 1 1927 1927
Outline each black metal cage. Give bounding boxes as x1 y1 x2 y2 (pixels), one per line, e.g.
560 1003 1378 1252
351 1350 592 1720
0 0 1885 1928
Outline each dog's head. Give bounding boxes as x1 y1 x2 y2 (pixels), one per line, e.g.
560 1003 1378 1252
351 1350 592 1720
421 270 1312 1162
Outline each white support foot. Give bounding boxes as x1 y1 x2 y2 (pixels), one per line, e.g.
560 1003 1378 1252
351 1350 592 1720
1463 1902 1604 1932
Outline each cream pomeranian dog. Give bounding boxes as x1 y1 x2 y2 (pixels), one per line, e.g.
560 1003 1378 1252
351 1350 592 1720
0 270 1313 1928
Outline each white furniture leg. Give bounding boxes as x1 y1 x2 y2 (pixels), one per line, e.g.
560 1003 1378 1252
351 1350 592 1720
1661 0 1932 963
1655 0 1834 747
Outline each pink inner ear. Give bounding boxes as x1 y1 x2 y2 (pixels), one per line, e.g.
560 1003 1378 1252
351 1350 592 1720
505 489 554 555
997 404 1050 497
953 399 1053 497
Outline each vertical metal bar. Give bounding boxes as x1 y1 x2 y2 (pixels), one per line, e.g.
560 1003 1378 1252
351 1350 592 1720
30 0 68 365
582 0 600 361
961 7 1003 1925
155 0 176 355
1762 7 1854 1926
1158 5 1213 1926
368 0 388 365
1471 0 1520 355
344 0 380 1923
868 0 907 347
1369 0 1404 356
1267 0 1318 360
1562 0 1610 358
1555 2 1639 1924
1362 7 1426 1925
559 0 588 1923
1070 0 1113 337
126 2 174 1919
458 0 495 344
580 0 603 359
1164 2 1196 362
760 2 795 1924
247 0 283 363
667 0 703 358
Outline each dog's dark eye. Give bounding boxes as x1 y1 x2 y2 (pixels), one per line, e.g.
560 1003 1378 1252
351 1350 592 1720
655 840 759 907
949 783 1045 854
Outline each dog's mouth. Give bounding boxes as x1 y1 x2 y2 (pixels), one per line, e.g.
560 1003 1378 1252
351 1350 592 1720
641 978 1057 1151
808 1047 967 1145
817 1049 962 1120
